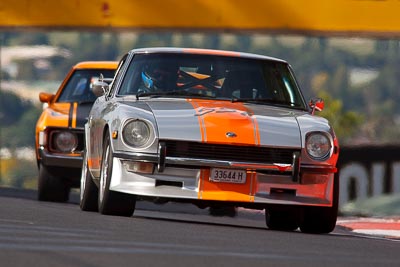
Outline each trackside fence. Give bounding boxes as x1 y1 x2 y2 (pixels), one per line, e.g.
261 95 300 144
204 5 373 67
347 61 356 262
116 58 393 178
337 145 400 207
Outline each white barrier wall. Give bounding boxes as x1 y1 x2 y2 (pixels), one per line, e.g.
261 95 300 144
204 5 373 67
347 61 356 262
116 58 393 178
338 146 400 207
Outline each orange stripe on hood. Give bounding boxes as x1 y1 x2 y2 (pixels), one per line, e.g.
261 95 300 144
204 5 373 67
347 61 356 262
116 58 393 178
188 99 260 145
187 99 260 202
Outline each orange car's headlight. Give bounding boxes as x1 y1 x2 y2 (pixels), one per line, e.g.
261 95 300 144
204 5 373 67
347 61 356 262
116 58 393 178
53 131 78 153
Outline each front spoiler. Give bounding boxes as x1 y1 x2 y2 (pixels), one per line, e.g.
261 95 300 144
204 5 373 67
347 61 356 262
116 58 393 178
109 155 336 207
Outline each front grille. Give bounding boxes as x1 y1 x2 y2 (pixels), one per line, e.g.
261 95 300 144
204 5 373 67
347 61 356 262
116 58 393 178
164 140 297 164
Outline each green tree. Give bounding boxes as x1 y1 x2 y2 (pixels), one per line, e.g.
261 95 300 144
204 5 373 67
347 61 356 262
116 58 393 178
0 91 29 125
0 91 41 148
317 90 364 144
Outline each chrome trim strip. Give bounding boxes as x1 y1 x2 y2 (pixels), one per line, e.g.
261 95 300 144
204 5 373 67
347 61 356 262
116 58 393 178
115 152 294 171
166 157 293 171
114 152 336 173
113 152 159 162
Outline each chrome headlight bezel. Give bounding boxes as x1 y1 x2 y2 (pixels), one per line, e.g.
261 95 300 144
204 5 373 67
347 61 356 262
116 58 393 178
305 132 333 161
122 119 154 148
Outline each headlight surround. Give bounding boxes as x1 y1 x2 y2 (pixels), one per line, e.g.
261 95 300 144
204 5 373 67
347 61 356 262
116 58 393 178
122 119 151 148
53 131 78 153
305 132 332 160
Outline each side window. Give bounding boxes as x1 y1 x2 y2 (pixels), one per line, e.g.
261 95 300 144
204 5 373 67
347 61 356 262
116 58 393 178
72 77 88 96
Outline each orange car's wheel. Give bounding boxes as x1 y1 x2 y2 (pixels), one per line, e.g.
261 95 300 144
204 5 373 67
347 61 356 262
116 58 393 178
38 163 70 202
299 173 339 234
98 133 136 217
265 206 300 231
80 151 98 211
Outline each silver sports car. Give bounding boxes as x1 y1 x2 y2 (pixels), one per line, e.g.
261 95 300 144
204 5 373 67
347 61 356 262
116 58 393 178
80 47 339 234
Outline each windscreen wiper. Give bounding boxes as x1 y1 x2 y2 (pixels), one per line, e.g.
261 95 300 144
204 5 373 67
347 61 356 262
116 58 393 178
231 97 303 108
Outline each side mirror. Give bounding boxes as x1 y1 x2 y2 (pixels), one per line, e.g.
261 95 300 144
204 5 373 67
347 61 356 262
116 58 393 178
92 73 112 97
309 98 324 115
39 92 55 104
92 81 109 97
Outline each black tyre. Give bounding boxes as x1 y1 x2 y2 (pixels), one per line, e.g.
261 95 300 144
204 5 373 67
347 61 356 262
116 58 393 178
38 163 70 202
265 206 300 231
98 133 136 217
299 173 339 234
80 151 99 211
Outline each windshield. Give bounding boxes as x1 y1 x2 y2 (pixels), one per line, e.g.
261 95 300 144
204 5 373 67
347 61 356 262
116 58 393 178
118 53 307 109
57 69 115 103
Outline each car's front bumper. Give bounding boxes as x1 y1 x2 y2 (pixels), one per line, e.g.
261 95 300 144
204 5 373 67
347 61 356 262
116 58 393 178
108 153 337 208
38 147 83 168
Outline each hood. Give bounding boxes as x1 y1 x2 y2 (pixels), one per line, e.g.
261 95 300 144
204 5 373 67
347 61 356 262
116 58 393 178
47 102 93 128
146 99 302 148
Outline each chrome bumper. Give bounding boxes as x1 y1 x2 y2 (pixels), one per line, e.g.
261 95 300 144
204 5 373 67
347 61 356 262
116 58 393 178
109 153 336 207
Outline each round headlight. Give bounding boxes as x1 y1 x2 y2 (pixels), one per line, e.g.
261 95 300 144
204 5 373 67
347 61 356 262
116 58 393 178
122 120 151 147
54 131 78 152
306 132 332 160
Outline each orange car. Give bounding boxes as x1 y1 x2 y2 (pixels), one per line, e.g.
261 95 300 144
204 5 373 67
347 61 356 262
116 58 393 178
35 61 118 202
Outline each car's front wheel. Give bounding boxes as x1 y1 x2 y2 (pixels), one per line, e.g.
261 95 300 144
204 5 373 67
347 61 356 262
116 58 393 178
98 133 136 217
265 206 300 231
80 151 98 211
299 173 339 234
38 163 70 202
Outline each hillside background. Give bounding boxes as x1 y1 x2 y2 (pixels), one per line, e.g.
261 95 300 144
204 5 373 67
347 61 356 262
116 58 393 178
1 31 399 188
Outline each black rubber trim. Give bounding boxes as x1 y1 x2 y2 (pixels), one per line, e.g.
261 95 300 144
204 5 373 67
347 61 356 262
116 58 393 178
68 103 74 128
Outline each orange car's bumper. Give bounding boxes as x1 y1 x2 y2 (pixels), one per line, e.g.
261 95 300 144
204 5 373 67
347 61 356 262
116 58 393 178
38 147 82 168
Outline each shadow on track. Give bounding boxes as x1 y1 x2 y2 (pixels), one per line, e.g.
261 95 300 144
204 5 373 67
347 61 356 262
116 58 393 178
0 186 80 203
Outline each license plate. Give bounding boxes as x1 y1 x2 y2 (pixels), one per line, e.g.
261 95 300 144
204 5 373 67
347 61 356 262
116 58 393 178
210 168 247 184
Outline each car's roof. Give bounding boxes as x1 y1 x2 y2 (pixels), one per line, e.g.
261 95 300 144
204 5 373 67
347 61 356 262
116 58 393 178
73 61 119 69
128 47 287 63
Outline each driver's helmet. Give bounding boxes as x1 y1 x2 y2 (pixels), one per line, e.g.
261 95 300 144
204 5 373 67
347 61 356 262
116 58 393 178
141 63 178 91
